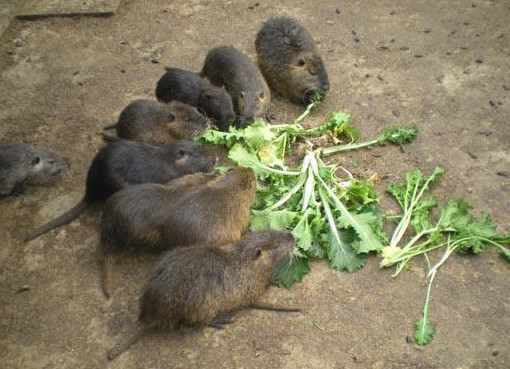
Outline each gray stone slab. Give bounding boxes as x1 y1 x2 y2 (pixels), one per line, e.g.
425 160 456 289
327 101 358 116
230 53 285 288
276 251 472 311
17 0 120 20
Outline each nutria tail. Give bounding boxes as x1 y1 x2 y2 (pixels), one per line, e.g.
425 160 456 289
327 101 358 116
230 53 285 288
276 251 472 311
107 324 151 361
103 123 118 130
23 200 88 242
100 254 115 299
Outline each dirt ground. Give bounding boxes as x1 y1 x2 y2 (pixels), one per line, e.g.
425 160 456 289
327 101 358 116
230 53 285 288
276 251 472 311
1 0 509 368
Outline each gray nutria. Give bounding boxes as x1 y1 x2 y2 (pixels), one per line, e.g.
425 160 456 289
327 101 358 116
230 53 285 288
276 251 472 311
201 46 270 127
102 99 209 146
24 140 216 241
99 167 256 297
255 16 330 104
107 230 297 360
0 144 69 197
155 68 235 131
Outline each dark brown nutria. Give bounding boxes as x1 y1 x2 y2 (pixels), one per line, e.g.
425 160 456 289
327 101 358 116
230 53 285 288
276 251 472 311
102 100 209 146
155 68 235 131
0 144 70 197
107 229 296 360
201 46 270 127
99 167 256 298
255 16 330 104
24 140 216 241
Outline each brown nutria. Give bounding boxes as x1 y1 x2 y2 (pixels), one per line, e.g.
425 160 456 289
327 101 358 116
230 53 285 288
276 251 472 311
155 67 235 131
24 140 217 241
0 144 70 197
102 100 209 146
99 167 256 298
255 16 330 104
201 46 270 127
107 229 297 360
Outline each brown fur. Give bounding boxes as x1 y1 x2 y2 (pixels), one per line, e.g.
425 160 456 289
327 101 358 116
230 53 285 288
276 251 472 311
104 100 209 146
255 17 330 104
201 46 270 127
99 167 256 297
107 230 295 360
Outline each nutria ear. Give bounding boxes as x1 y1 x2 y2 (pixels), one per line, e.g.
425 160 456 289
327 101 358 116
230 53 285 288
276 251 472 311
168 112 175 122
31 156 41 166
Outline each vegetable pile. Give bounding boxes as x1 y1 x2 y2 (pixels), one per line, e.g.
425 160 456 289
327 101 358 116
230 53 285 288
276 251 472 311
198 102 510 346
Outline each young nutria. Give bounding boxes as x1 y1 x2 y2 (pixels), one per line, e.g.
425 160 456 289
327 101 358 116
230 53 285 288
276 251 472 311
255 16 330 104
155 68 235 131
0 144 70 197
107 230 296 360
102 100 209 146
99 167 257 298
201 46 270 128
24 140 216 241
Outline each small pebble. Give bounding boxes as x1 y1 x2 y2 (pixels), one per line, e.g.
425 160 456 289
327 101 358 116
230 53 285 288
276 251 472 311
354 37 360 43
399 45 409 51
503 83 510 91
471 3 477 8
392 110 401 117
377 43 389 50
120 40 128 45
326 20 334 25
120 69 126 74
423 28 432 33
451 29 457 35
475 57 483 64
414 54 424 58
77 82 84 86
437 75 445 84
5 50 14 55
464 21 470 25
492 350 500 357
17 285 30 294
390 10 396 15
14 38 23 47
335 8 341 14
467 151 477 159
460 46 469 50
497 33 505 39
377 75 384 81
497 171 509 178
489 100 496 106
151 58 160 64
73 70 80 75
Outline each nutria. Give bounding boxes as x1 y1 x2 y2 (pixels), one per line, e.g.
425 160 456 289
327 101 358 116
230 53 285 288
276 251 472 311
255 16 330 104
155 68 235 131
201 46 270 127
102 100 209 146
107 229 297 360
0 144 70 197
99 167 256 298
24 140 216 241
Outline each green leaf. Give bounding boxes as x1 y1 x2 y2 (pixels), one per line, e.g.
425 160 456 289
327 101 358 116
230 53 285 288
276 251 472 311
414 317 435 346
327 228 366 272
378 124 419 146
337 211 385 253
250 209 298 231
291 210 314 251
274 256 310 287
242 120 276 148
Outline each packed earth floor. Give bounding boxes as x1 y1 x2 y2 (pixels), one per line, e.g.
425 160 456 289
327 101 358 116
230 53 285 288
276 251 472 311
0 1 509 368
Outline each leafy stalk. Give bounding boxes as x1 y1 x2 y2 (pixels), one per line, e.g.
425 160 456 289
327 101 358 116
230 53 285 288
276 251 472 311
320 124 418 156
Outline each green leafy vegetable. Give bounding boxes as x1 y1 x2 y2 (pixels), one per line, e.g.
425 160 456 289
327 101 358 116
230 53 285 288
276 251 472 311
320 124 418 156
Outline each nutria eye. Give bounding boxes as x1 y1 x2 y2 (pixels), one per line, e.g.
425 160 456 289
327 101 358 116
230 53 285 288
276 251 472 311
31 157 41 166
168 113 175 122
177 149 186 157
254 249 262 259
297 58 306 67
239 91 246 99
259 91 265 99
